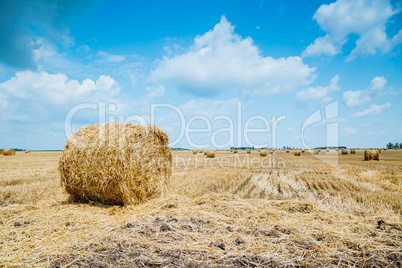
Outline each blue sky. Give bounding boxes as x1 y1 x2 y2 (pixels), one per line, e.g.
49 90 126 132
0 0 401 150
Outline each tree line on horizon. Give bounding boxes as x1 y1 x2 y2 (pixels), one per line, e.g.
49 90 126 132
386 142 402 149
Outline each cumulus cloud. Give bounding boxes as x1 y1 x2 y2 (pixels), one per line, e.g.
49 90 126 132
0 0 96 69
151 16 316 96
303 0 402 59
0 70 120 105
296 75 340 102
343 76 387 107
351 103 391 117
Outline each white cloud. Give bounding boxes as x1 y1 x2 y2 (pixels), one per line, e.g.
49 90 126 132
344 126 356 135
97 51 126 63
151 16 316 96
0 70 120 105
296 75 340 102
343 76 387 107
146 85 165 98
351 103 391 117
303 0 402 59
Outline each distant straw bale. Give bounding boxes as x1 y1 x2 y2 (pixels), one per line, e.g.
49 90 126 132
364 150 380 161
342 149 348 155
286 150 289 153
246 149 251 154
301 150 305 153
294 151 301 156
260 150 267 157
350 149 356 154
59 123 172 205
0 149 3 154
192 150 198 154
3 149 16 156
206 151 216 158
25 150 31 153
234 150 238 154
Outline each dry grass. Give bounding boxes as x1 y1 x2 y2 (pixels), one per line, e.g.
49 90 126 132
1 150 401 267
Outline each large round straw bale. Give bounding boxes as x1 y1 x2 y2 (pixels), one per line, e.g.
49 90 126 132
260 150 267 157
286 150 289 153
364 150 380 161
246 149 251 154
0 149 3 154
341 149 348 155
294 151 301 156
3 149 16 156
383 148 387 151
192 150 198 154
59 123 172 205
350 149 356 154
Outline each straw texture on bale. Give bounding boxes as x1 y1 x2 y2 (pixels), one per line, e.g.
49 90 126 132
342 149 348 155
364 150 380 161
259 150 267 157
59 123 172 205
3 149 16 156
294 151 301 156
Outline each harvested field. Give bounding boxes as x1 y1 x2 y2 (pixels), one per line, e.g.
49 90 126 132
1 150 402 267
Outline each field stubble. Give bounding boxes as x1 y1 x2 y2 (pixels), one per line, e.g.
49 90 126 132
0 150 401 267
